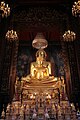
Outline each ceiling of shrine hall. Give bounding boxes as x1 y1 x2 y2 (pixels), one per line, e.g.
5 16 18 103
6 0 77 42
7 0 74 4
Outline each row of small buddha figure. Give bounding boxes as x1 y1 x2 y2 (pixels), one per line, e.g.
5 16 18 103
1 99 77 120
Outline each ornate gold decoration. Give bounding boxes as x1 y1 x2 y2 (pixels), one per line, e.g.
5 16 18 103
9 33 70 116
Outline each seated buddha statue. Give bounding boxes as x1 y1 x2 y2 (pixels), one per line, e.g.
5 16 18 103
22 49 55 84
31 49 51 80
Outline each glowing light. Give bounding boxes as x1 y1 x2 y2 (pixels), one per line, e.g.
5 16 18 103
63 30 76 41
72 1 80 17
5 30 18 41
0 1 10 18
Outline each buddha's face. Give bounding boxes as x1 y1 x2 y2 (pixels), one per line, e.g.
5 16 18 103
36 49 46 62
37 57 44 62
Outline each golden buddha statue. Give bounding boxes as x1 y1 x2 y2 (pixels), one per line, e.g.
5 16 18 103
31 49 51 80
21 33 57 85
22 48 56 86
14 33 66 108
